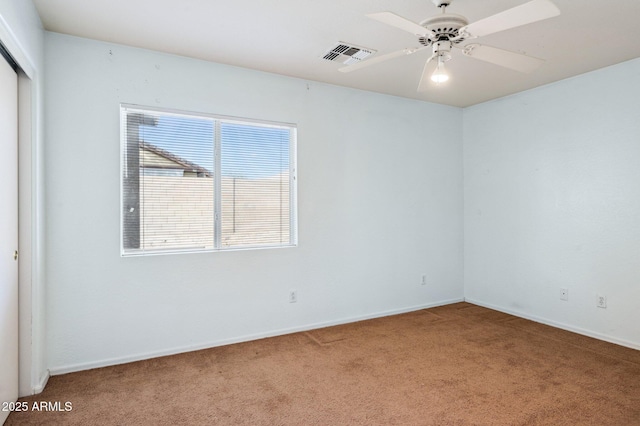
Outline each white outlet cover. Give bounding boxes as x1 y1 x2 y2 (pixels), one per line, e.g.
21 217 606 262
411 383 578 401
596 294 607 308
560 288 569 301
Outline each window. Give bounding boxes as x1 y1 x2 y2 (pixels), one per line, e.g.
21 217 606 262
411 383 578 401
121 105 297 255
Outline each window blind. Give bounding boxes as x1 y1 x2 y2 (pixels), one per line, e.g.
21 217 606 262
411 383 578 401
121 105 297 255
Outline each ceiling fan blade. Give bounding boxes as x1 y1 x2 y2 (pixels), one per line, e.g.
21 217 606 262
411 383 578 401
417 54 437 92
462 44 544 73
366 12 434 37
460 0 560 38
338 47 424 73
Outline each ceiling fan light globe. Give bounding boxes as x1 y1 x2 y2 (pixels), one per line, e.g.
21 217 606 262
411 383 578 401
431 73 449 83
431 59 450 83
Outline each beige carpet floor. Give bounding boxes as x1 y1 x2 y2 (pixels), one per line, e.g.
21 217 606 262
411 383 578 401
7 302 640 425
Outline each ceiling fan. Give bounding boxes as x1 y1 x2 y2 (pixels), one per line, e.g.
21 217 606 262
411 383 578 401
339 0 560 90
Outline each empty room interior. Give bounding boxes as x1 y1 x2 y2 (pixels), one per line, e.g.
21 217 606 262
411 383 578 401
1 0 639 424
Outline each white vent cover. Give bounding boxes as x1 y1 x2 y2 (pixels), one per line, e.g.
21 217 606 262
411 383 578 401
322 42 376 65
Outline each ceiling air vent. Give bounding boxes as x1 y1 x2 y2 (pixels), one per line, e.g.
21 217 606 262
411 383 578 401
322 42 376 65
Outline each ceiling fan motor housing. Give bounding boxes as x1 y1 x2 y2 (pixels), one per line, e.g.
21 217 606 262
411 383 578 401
418 13 468 46
431 0 452 8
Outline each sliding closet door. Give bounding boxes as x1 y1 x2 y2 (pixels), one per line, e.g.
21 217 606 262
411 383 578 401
0 51 19 424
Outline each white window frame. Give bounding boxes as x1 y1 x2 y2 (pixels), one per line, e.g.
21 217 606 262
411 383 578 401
120 104 298 256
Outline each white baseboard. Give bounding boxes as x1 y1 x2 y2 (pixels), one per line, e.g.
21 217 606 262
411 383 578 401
33 369 49 394
465 298 640 351
49 297 464 376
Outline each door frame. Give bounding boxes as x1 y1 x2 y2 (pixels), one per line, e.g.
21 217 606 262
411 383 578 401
0 42 19 424
0 17 47 396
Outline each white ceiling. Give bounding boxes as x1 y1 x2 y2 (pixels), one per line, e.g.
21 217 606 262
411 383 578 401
33 0 640 107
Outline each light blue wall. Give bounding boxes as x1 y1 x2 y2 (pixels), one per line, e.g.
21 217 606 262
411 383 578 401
464 58 640 348
44 32 464 373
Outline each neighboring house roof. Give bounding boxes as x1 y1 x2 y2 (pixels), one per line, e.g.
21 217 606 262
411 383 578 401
140 141 212 177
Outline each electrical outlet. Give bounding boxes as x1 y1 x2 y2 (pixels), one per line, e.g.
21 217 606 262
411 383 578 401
421 274 427 286
560 288 568 301
596 294 607 309
289 290 297 303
